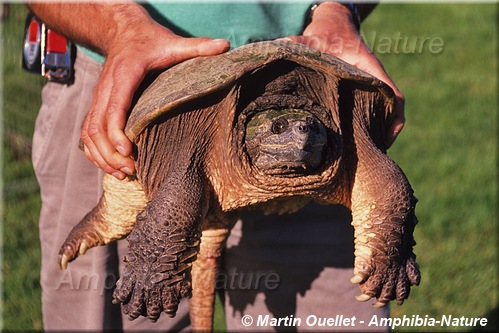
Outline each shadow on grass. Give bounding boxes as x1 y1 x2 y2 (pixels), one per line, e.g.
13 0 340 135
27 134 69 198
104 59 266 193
471 306 499 332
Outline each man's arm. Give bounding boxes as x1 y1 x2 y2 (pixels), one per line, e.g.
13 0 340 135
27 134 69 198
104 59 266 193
27 2 230 179
26 2 144 56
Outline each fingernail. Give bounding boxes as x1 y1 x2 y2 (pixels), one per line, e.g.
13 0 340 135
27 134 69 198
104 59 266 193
116 145 126 156
211 39 230 48
120 167 133 175
112 171 125 180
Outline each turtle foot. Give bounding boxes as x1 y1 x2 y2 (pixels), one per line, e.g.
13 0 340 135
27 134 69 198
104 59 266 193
350 168 420 307
114 267 193 322
113 212 201 322
351 250 420 307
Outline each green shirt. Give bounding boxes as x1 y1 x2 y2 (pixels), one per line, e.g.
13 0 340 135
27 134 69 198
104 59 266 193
81 1 311 63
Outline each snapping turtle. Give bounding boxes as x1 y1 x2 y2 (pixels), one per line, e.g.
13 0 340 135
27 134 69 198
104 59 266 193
59 41 420 331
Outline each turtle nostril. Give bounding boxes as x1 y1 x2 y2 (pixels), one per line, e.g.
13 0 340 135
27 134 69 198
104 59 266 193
297 124 309 133
306 117 319 133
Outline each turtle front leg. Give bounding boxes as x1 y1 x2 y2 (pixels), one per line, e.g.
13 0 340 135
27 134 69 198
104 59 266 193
112 169 209 322
350 145 420 307
58 174 147 269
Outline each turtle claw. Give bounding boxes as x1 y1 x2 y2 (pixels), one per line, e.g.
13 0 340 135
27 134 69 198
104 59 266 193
58 240 89 269
355 294 372 302
350 274 364 284
355 294 388 308
59 254 69 270
57 206 110 269
79 242 88 255
58 235 98 269
373 301 387 308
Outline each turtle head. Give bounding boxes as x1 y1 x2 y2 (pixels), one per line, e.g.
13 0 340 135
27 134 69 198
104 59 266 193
245 108 327 175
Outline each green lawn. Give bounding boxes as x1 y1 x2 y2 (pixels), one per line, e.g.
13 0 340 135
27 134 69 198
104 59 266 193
362 5 497 331
2 3 497 332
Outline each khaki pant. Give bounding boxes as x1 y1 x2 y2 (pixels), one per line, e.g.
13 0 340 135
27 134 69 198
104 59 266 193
33 50 388 332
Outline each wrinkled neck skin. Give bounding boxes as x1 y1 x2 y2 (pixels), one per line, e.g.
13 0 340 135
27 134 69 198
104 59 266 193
209 61 351 213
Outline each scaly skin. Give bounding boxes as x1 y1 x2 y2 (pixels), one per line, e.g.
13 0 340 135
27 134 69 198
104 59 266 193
112 168 208 322
349 110 420 307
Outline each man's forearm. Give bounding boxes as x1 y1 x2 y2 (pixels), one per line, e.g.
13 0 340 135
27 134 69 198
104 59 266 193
26 1 152 56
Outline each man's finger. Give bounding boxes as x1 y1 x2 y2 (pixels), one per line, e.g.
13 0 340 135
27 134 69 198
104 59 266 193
82 59 136 173
82 133 126 179
154 37 230 67
104 60 145 160
385 98 405 149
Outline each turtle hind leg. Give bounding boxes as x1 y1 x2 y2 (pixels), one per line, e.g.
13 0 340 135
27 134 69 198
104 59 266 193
113 168 209 323
58 174 147 269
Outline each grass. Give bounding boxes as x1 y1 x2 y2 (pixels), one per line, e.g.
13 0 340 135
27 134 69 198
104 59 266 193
362 4 497 331
2 3 497 332
2 4 45 331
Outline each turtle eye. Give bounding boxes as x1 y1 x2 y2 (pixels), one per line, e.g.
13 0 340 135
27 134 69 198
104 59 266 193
271 118 289 134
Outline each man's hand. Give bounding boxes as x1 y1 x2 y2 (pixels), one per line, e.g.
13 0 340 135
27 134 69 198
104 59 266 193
27 2 230 179
81 27 229 179
283 2 405 149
